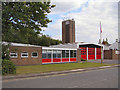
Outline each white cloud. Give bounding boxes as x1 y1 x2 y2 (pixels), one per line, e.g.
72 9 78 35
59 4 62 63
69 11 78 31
44 0 118 44
66 0 118 44
50 0 88 14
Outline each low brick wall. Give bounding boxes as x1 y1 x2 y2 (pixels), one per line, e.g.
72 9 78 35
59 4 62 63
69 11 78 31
112 50 119 60
104 50 112 59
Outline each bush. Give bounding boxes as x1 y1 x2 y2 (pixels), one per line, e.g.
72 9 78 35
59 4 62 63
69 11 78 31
2 59 16 75
81 58 87 61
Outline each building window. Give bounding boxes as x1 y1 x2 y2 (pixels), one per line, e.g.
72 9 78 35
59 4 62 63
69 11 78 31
65 50 69 58
42 49 47 58
53 50 57 58
62 50 65 58
32 52 38 58
57 50 62 58
73 50 76 57
21 52 28 58
48 53 51 58
42 54 47 58
47 50 52 59
10 52 18 58
70 50 76 58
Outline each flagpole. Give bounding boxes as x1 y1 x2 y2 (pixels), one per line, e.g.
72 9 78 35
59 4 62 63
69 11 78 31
100 21 103 64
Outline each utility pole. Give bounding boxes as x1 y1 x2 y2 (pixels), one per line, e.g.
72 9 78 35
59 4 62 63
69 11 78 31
100 21 103 64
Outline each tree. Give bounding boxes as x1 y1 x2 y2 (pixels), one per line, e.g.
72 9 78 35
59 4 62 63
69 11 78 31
2 2 62 46
2 44 10 60
36 35 62 46
2 2 55 41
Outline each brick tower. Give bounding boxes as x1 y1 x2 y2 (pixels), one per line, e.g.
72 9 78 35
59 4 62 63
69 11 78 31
62 19 75 44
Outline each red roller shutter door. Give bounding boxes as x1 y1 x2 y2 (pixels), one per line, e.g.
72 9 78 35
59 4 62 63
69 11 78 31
96 48 101 59
88 48 95 60
81 47 87 60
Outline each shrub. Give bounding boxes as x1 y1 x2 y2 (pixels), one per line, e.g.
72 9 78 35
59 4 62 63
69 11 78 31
2 59 16 75
2 44 10 60
81 58 87 61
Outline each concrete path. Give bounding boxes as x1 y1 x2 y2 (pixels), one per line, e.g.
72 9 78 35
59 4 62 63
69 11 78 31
87 59 119 64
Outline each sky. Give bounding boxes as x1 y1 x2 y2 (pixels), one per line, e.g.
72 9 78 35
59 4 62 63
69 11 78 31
41 0 119 44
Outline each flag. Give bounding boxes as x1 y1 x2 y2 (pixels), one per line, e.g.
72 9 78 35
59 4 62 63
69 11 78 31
100 21 102 33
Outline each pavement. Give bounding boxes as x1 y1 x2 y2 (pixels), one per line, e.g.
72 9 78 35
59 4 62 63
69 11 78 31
3 64 119 81
87 59 119 64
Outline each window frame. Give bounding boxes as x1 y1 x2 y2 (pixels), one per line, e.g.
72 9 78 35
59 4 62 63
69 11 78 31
21 51 28 58
31 52 38 58
73 50 76 58
10 52 18 58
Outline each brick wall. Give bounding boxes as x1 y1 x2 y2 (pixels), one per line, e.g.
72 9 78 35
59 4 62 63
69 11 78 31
112 50 119 60
9 46 42 65
77 48 81 62
104 50 112 59
104 50 119 60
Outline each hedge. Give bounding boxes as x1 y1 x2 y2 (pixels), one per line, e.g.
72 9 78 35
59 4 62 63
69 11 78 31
2 59 16 75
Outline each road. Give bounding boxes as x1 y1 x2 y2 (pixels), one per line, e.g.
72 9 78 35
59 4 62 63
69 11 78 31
3 67 118 88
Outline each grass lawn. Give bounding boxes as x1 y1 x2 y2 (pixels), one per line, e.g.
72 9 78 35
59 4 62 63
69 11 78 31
16 62 113 75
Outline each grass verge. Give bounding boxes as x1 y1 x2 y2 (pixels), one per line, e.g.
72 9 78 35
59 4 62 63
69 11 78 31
16 62 114 75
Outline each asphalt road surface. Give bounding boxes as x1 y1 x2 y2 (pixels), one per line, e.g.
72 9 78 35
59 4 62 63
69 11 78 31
3 67 118 88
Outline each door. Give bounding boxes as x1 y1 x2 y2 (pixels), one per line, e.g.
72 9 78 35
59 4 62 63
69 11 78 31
81 47 87 60
88 48 95 60
96 48 101 59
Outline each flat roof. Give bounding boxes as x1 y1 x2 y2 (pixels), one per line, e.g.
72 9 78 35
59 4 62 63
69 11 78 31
42 47 77 50
2 42 42 47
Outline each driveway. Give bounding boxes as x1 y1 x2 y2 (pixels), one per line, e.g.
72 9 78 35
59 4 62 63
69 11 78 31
87 59 119 64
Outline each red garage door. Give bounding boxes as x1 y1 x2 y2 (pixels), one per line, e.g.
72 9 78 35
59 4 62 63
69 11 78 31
81 47 87 60
88 48 95 60
96 48 101 59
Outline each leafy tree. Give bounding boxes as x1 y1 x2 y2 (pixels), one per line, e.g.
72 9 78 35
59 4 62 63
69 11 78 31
34 35 62 46
2 2 62 46
2 2 55 41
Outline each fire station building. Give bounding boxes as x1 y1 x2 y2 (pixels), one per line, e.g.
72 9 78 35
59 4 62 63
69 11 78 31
2 42 102 66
